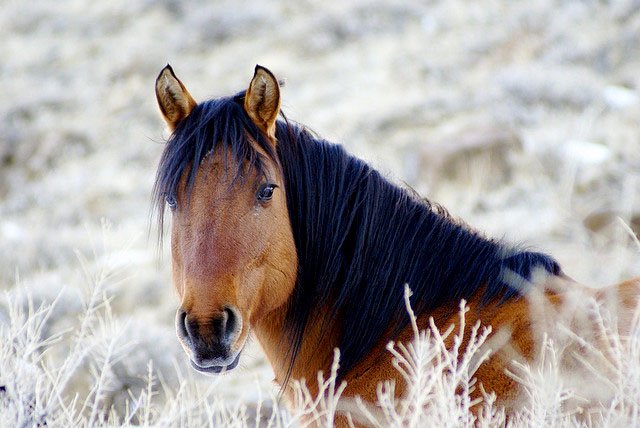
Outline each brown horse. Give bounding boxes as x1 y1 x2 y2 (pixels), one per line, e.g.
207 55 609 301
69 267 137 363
153 64 640 416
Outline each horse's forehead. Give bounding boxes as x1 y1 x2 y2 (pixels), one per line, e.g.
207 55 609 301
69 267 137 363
190 150 258 189
184 167 256 209
174 141 281 219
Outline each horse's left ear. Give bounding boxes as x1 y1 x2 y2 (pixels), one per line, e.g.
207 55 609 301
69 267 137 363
244 65 281 139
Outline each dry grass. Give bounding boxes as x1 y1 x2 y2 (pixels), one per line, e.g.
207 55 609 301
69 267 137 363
2 269 640 427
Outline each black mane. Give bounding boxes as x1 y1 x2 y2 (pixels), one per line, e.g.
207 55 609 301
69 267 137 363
153 95 562 382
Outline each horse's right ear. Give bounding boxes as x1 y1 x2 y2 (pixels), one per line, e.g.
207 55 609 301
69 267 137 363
244 65 281 139
155 65 197 131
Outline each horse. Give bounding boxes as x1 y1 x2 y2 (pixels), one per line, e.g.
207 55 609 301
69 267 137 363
152 64 640 419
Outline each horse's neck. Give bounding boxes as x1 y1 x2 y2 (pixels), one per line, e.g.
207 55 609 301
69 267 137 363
253 307 339 399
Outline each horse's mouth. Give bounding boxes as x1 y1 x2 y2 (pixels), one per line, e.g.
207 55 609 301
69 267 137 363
190 352 241 374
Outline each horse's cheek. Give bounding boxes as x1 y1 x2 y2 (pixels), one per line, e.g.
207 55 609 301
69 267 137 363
237 265 268 321
241 245 296 323
262 244 298 312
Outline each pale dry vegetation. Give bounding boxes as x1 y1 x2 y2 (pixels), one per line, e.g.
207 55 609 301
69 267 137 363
2 270 640 426
2 0 640 426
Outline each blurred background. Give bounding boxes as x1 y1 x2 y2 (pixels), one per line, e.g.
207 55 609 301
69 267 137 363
1 0 640 421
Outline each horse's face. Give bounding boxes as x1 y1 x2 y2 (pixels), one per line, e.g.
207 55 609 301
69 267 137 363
155 65 297 374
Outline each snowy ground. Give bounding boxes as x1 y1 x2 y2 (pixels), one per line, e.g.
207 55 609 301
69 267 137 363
1 0 640 425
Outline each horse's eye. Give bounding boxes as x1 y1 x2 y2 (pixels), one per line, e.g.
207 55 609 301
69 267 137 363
166 195 177 210
256 183 278 202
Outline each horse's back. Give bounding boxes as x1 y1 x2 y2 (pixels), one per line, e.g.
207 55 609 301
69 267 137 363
470 276 640 409
342 275 640 414
595 276 640 332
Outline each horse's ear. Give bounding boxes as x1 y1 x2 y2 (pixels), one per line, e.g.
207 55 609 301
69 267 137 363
155 65 197 131
244 65 281 139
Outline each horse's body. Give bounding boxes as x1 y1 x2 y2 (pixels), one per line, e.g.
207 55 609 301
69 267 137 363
153 65 640 416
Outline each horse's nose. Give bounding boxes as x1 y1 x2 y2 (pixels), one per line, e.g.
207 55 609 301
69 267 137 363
176 306 241 345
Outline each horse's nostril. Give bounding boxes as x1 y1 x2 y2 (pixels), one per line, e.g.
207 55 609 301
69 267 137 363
176 309 190 340
223 307 238 338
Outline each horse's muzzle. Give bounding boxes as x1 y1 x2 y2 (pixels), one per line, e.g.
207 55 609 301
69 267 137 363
175 306 243 374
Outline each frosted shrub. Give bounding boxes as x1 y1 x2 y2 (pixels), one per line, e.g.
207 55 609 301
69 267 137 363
0 252 140 426
350 287 505 427
0 292 67 426
2 270 639 427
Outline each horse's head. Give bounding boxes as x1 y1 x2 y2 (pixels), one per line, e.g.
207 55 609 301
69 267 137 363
154 65 297 374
